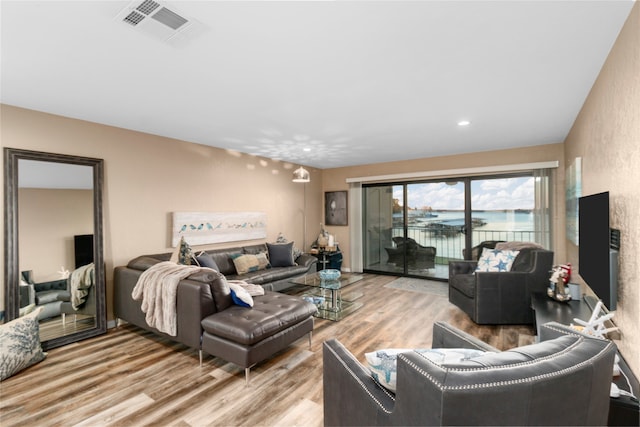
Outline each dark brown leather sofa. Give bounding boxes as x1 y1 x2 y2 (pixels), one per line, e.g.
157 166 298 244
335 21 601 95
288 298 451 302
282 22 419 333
114 254 317 383
142 243 318 292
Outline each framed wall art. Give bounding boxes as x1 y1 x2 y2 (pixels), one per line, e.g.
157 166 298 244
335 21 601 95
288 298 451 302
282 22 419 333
325 191 348 226
565 157 582 245
172 211 267 246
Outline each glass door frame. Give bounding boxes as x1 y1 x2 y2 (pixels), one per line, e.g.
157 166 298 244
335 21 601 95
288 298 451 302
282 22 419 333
362 171 540 280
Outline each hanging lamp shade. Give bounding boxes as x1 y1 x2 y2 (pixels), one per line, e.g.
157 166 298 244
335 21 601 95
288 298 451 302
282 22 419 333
292 166 310 183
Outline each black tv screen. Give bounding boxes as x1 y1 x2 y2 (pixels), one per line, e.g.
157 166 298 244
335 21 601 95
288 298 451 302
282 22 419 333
578 191 616 310
74 234 94 268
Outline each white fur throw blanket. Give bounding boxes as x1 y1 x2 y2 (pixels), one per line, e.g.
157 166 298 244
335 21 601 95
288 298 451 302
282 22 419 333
132 261 213 336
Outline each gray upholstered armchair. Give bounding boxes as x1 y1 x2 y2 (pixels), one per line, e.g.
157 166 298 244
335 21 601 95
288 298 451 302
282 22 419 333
323 321 616 426
448 245 553 324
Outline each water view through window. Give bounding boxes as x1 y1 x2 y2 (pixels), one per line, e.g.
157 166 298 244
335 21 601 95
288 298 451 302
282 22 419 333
364 175 540 280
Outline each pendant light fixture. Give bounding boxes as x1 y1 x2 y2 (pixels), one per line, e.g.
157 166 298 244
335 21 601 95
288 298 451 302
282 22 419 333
292 166 310 183
292 166 310 248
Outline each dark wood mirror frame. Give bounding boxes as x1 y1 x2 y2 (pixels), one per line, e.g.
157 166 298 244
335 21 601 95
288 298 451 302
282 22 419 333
3 148 107 350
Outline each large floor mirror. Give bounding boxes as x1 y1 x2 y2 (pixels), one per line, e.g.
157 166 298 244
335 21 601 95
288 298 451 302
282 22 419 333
4 148 106 350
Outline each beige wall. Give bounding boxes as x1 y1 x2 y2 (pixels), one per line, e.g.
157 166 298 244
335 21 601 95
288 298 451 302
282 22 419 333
19 188 93 282
564 3 639 375
1 106 564 322
1 105 323 318
323 143 565 270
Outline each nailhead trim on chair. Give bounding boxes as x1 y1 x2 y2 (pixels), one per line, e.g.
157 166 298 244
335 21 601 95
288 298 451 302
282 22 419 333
435 337 583 372
541 323 607 341
397 353 446 391
326 344 394 414
398 336 615 391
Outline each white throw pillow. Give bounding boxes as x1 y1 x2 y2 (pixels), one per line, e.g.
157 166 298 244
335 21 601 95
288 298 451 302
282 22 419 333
365 347 486 392
227 281 254 307
475 248 520 272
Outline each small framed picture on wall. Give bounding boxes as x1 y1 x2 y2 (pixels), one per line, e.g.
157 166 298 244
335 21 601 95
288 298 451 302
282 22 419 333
325 191 348 226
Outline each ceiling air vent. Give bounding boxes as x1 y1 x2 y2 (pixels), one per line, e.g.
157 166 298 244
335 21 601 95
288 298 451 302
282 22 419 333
136 0 160 15
123 11 145 26
116 0 206 46
151 6 188 30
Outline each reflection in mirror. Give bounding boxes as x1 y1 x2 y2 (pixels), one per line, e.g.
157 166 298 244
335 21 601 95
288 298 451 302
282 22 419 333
18 160 96 342
4 148 106 350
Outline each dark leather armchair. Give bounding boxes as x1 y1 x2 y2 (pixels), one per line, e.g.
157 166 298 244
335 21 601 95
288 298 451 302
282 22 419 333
323 321 616 426
448 246 553 324
385 237 436 270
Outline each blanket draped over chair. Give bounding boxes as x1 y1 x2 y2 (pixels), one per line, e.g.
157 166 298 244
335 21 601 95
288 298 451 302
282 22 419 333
132 261 213 336
131 261 264 337
132 262 266 336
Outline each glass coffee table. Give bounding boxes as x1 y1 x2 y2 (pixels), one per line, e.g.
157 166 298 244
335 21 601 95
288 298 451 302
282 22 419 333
290 272 364 321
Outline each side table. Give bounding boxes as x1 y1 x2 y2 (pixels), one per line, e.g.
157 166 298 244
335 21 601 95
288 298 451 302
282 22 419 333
310 248 342 271
530 292 594 336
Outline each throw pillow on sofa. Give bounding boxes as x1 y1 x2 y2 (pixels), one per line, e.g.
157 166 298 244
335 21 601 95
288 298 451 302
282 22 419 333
170 236 195 265
231 253 270 275
195 251 220 271
275 233 303 259
227 281 254 307
365 347 487 392
267 242 296 267
475 248 520 272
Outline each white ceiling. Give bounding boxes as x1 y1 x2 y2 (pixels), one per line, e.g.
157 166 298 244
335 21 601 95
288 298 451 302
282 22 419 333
1 1 635 169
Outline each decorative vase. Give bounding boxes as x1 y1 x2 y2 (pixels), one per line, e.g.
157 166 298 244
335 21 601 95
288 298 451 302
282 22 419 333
547 279 571 302
319 269 341 281
568 283 581 300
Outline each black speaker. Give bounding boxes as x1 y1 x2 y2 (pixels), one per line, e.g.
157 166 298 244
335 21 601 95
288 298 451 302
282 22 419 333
74 234 94 268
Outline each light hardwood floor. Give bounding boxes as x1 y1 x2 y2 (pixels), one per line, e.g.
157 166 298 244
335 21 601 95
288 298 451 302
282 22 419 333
1 274 535 427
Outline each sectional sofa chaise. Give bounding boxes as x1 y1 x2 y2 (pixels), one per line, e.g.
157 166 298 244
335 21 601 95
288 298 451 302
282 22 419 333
114 242 318 383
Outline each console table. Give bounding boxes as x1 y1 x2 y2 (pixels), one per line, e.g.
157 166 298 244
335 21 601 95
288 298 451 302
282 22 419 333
530 292 595 336
531 293 639 426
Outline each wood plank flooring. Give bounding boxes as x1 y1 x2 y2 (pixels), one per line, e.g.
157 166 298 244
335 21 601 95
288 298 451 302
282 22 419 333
1 274 535 427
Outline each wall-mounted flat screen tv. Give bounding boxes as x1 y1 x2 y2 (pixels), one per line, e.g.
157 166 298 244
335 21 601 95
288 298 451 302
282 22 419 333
578 191 617 311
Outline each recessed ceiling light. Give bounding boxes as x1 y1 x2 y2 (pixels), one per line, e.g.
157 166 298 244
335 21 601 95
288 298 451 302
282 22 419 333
303 147 311 152
457 120 471 127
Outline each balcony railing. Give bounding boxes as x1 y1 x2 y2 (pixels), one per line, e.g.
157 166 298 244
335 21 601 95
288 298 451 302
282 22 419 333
391 226 542 264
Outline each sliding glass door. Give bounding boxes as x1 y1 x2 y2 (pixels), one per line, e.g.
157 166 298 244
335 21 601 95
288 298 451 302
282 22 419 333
363 180 466 279
363 173 546 280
